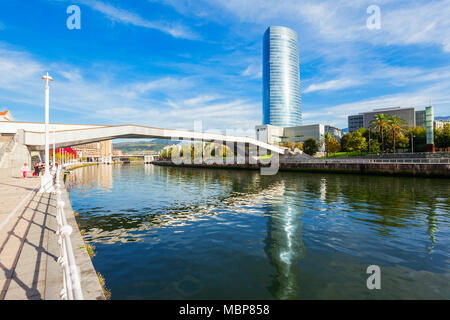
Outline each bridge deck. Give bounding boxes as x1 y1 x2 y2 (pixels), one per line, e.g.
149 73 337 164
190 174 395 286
0 122 285 154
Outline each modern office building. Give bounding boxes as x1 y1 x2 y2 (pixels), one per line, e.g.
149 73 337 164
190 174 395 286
348 114 364 133
415 110 426 128
256 26 340 153
263 26 302 127
348 106 432 133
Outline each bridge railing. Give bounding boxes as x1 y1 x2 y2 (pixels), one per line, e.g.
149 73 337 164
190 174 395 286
54 167 84 300
281 157 450 164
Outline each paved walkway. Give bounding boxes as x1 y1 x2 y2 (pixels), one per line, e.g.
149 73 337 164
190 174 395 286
0 176 61 300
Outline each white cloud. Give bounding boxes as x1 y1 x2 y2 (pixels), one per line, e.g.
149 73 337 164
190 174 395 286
160 0 450 52
131 77 193 94
303 78 360 93
80 0 199 40
241 64 262 79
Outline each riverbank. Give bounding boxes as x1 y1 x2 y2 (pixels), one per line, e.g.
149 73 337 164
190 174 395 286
152 159 450 178
58 173 106 300
63 162 110 298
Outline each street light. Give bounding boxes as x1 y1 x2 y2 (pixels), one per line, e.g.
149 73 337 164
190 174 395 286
39 72 55 193
411 134 415 154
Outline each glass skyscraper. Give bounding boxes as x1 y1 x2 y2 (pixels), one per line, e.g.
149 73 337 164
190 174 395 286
263 26 302 127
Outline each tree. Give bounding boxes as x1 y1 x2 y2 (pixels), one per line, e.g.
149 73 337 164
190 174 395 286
340 133 352 152
370 113 389 152
324 132 332 157
326 138 341 154
368 139 381 153
435 123 450 149
294 142 303 151
283 141 293 150
347 129 367 153
388 115 407 153
397 135 410 151
303 138 319 156
406 127 426 152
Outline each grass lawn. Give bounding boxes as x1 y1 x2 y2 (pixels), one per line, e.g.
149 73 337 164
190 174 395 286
321 151 379 158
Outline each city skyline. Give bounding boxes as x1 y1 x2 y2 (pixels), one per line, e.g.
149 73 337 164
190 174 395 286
0 1 449 133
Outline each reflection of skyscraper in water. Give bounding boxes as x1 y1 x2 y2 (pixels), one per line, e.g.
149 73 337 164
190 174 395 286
264 180 306 299
320 178 327 202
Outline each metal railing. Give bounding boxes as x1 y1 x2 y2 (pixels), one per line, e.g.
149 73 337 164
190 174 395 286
281 157 450 165
54 167 84 300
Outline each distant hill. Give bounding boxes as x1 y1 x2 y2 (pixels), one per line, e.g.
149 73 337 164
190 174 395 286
435 116 450 121
113 139 180 154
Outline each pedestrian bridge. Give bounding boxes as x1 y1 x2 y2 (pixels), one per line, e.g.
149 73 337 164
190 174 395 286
0 121 285 154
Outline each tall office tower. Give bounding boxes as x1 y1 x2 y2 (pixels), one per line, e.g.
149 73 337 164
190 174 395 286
263 26 302 127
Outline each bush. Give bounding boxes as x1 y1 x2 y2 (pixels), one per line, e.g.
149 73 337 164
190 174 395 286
303 138 319 156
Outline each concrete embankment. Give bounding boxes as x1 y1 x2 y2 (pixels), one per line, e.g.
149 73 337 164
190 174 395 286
280 162 450 178
152 160 450 178
59 176 106 300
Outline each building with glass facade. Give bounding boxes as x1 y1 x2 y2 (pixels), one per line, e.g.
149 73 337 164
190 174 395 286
415 110 426 128
263 26 302 127
347 106 431 132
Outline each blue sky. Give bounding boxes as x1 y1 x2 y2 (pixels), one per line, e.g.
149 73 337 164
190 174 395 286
0 0 449 135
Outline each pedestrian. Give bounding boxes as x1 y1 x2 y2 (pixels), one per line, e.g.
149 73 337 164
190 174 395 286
21 163 29 178
34 163 40 177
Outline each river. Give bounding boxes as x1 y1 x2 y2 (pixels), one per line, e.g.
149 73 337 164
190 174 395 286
65 164 450 299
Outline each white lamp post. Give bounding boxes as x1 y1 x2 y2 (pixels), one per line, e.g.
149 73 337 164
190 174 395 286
39 72 55 193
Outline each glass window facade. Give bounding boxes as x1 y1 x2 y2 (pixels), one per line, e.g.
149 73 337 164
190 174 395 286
263 26 302 127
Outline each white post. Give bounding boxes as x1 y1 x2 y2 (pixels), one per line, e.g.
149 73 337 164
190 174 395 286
39 72 55 193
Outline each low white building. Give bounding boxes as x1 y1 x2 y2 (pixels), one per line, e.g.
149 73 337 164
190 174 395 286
255 124 341 152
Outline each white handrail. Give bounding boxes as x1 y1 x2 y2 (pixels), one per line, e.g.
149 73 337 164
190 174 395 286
54 167 84 300
281 158 450 164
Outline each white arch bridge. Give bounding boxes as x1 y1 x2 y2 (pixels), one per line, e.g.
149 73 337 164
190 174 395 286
0 121 285 154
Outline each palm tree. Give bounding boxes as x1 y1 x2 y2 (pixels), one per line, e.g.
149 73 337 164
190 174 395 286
388 115 407 153
370 113 389 152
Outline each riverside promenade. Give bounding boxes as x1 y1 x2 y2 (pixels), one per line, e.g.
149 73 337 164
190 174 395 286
0 174 104 300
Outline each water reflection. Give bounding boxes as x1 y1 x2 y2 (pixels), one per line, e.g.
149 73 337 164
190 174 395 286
65 165 450 299
66 163 113 192
264 180 306 299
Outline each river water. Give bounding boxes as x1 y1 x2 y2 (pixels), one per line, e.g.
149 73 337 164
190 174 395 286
65 164 450 299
